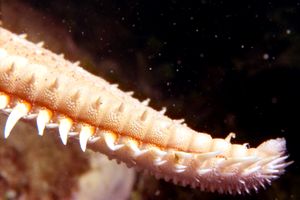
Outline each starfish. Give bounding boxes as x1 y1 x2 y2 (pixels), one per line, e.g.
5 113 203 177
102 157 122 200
0 26 292 194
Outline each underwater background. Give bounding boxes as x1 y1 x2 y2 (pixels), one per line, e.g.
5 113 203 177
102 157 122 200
1 0 299 199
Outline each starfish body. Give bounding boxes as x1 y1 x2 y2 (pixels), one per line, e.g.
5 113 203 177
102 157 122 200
0 27 291 194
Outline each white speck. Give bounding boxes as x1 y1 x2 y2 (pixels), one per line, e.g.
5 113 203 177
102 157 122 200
173 22 177 26
121 17 125 21
154 190 161 196
5 190 17 199
190 16 194 20
132 24 136 27
286 29 291 35
149 67 152 71
241 45 245 49
158 52 162 56
271 97 278 104
263 53 269 60
200 53 204 58
214 34 218 38
195 28 199 32
35 49 42 54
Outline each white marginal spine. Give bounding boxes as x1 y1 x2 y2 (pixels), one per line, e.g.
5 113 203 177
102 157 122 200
0 27 292 194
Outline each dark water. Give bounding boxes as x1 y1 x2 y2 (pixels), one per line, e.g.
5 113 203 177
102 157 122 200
1 0 300 199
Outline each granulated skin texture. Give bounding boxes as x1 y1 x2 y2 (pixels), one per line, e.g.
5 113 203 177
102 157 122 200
0 26 292 194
